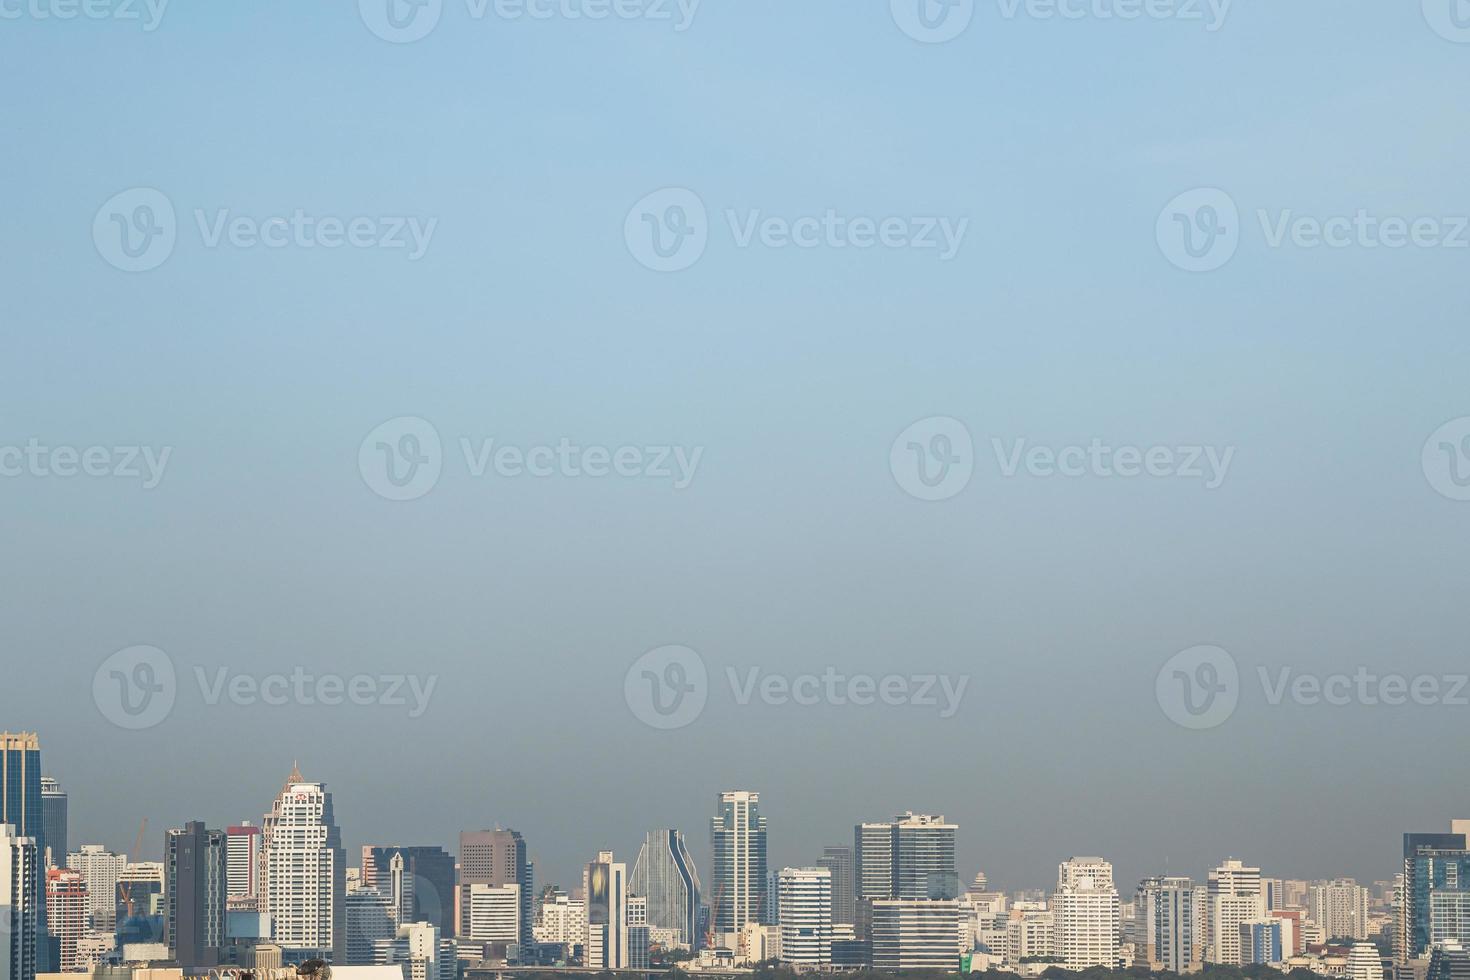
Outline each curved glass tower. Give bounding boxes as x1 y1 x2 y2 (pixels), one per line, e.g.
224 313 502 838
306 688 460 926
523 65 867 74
631 828 702 949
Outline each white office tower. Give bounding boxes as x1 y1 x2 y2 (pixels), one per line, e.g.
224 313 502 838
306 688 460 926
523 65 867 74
225 823 261 905
1135 876 1199 973
66 845 126 933
467 884 520 944
1208 859 1264 965
710 792 768 939
261 771 347 962
387 853 414 928
584 851 628 970
533 892 586 947
1346 941 1385 980
1005 905 1054 964
871 898 962 969
777 867 833 969
376 921 454 980
345 889 396 965
1052 858 1120 970
1 826 39 980
1311 879 1371 941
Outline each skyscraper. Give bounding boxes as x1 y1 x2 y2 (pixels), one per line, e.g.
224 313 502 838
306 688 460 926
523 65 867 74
1135 875 1199 973
1 824 39 980
66 845 126 934
37 781 64 872
1207 859 1264 966
43 869 85 973
816 846 855 927
855 823 894 907
458 831 532 947
1052 857 1120 970
778 867 833 968
0 734 48 973
1399 830 1470 965
261 769 346 962
710 791 768 938
343 888 395 965
630 829 701 949
361 846 455 938
1310 878 1371 941
583 850 628 970
164 821 228 968
225 823 261 907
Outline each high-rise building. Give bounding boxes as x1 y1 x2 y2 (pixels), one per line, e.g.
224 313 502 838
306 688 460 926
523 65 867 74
1207 859 1264 966
376 921 454 980
1428 942 1470 980
894 814 958 901
362 846 455 939
710 792 768 937
37 781 64 872
225 824 261 907
817 846 855 927
855 823 894 908
1052 858 1120 970
344 889 396 965
2 825 39 980
261 769 346 962
1005 904 1054 963
458 831 531 947
583 851 628 970
777 867 832 968
1135 876 1199 973
1 735 49 974
1346 941 1386 980
44 868 86 973
1399 830 1470 965
1311 879 1371 941
116 862 164 947
532 892 586 948
163 821 227 968
630 829 701 949
1240 918 1284 965
466 884 520 945
66 846 126 934
870 898 961 970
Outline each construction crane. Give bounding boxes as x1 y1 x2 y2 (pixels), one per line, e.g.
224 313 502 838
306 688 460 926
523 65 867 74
704 881 724 952
118 818 149 919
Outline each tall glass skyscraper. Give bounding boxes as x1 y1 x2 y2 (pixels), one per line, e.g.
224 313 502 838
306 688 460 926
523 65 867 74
1399 831 1470 965
38 779 64 871
709 791 767 937
631 829 701 949
1 733 49 973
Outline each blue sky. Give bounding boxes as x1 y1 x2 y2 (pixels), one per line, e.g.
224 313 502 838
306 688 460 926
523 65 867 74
3 0 1470 892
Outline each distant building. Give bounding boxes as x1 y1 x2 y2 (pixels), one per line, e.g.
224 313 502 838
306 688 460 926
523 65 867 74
630 829 701 950
1428 942 1470 980
532 891 585 949
870 898 961 970
583 851 628 970
2 824 40 980
376 921 454 980
1345 941 1385 980
163 821 228 968
777 867 832 969
345 889 396 966
458 831 531 947
1239 918 1284 965
44 869 86 972
1052 858 1119 970
38 782 65 872
817 846 855 927
66 846 127 935
261 768 347 962
225 824 261 906
361 846 455 939
1207 859 1264 965
466 884 520 946
1398 830 1470 965
1311 879 1371 941
710 793 768 937
1135 876 1199 973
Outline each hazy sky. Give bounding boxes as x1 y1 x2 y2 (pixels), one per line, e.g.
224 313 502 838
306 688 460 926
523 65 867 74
3 0 1469 898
